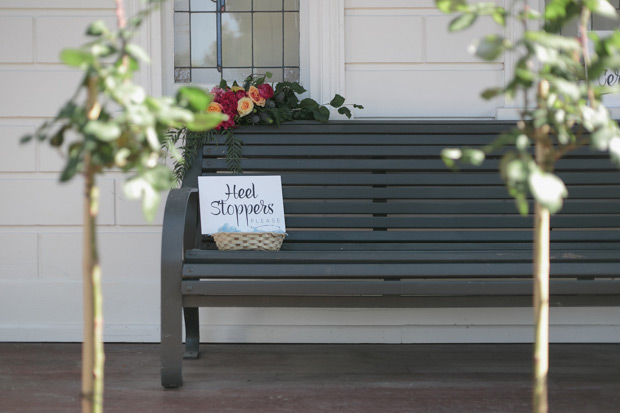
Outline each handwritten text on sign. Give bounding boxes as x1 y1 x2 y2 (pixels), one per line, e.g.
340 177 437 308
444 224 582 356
198 175 286 235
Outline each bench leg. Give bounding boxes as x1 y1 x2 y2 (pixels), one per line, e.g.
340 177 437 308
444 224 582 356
183 307 200 359
161 295 184 388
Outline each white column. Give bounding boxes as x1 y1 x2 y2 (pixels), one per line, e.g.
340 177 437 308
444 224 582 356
300 0 346 109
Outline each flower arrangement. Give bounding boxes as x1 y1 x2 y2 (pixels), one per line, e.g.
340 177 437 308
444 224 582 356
170 72 363 180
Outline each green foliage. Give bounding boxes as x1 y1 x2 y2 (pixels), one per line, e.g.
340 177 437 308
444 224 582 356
171 73 364 179
21 6 224 221
436 0 620 215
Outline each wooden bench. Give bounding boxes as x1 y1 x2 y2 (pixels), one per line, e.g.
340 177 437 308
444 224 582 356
161 120 620 388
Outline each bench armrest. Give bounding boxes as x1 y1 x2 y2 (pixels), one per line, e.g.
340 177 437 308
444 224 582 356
161 187 200 276
161 187 199 388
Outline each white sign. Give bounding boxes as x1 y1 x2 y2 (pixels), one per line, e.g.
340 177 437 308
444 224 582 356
197 175 286 235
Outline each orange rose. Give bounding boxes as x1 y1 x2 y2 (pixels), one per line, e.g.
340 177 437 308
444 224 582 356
248 85 266 107
207 102 223 113
237 97 254 117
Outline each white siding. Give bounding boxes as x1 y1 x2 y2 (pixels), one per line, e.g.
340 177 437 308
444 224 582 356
0 1 165 343
343 1 505 118
0 0 618 344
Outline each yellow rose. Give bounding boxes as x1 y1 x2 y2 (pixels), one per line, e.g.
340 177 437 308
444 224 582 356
248 85 266 107
207 102 223 113
231 85 245 92
237 97 254 117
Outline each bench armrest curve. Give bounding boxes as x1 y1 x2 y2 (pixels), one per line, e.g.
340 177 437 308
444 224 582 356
161 188 199 283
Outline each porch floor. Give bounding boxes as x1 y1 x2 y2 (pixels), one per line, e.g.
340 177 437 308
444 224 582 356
1 342 618 412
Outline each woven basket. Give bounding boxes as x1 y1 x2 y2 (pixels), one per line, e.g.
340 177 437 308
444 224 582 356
212 232 285 251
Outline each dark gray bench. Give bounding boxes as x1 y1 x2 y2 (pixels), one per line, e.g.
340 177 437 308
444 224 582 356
161 120 620 388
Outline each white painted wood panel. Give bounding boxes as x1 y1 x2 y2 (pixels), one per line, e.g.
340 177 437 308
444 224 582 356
36 15 117 63
0 17 34 63
0 233 38 280
344 4 505 118
346 68 502 118
0 178 115 225
345 15 423 63
0 125 36 171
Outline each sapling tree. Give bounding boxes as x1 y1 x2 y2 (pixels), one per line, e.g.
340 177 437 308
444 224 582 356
21 1 224 411
436 1 620 412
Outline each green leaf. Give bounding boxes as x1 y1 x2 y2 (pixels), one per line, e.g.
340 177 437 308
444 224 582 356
609 136 620 167
330 94 346 108
461 148 485 165
591 0 619 19
86 20 108 36
177 86 213 112
492 8 506 26
338 107 352 119
353 104 364 109
300 98 320 111
481 87 504 100
126 43 151 64
124 176 161 222
441 148 462 169
312 106 330 123
21 134 34 144
470 34 507 61
186 112 226 132
449 12 477 31
60 48 93 68
528 168 568 214
84 121 121 142
436 0 467 14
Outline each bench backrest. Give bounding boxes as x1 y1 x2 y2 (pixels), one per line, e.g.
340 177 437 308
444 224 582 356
192 121 620 252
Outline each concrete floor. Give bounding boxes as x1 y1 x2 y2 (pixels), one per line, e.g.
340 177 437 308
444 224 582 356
1 342 619 412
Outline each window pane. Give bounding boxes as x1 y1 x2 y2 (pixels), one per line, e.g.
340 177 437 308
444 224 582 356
222 13 252 66
191 13 217 67
283 12 299 67
222 68 253 83
191 0 215 11
175 68 191 83
284 0 299 10
254 13 283 66
254 0 283 11
192 68 221 83
174 13 190 67
226 0 252 11
174 0 189 11
284 67 299 82
256 68 283 82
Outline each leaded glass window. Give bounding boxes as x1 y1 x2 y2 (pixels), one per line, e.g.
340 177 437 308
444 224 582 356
174 0 300 84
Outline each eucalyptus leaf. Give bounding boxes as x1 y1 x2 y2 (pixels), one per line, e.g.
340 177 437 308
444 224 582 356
528 169 568 214
450 12 477 31
177 86 213 112
84 121 121 142
436 0 468 13
469 34 507 61
591 0 619 19
60 49 93 68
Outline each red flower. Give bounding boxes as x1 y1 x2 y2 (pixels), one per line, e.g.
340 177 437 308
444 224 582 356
258 83 274 99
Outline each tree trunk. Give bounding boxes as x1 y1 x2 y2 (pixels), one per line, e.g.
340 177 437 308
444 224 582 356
532 140 551 413
82 75 104 413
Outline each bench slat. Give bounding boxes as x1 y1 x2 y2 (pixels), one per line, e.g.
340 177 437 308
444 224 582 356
182 262 620 279
181 279 620 296
283 200 620 214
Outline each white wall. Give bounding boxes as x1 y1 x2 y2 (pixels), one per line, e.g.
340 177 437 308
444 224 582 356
343 0 504 118
0 0 165 342
1 0 619 343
